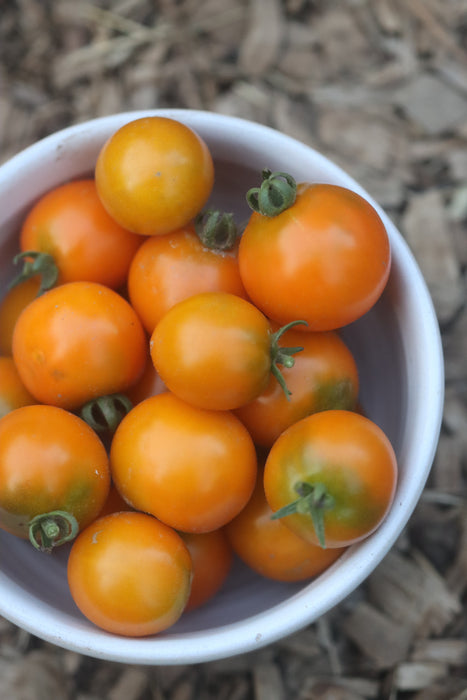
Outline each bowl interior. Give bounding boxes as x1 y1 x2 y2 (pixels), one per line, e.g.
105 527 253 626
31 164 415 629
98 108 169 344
0 110 444 664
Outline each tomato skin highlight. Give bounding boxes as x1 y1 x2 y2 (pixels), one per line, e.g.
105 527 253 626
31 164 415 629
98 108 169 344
19 179 142 289
12 281 147 410
67 511 192 637
0 404 110 540
150 292 273 411
263 410 398 548
128 225 248 334
234 327 359 447
110 392 257 533
95 116 214 236
238 183 391 331
226 472 346 582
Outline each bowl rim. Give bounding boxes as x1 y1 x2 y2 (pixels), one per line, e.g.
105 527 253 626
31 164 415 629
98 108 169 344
0 108 445 664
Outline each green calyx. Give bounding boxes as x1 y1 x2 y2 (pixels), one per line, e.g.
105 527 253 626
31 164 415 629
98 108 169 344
271 481 335 548
9 250 59 295
29 510 79 553
270 320 308 400
80 393 133 436
194 209 239 251
246 169 297 217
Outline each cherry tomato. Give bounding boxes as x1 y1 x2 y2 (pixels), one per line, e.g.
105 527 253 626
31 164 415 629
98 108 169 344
226 471 345 582
124 355 165 406
0 277 41 355
110 392 257 533
18 179 142 289
95 116 214 236
235 327 359 447
238 174 391 331
182 529 233 612
12 281 147 410
67 511 192 637
0 356 37 418
263 410 397 548
96 484 133 519
150 292 304 411
128 223 247 334
0 404 110 551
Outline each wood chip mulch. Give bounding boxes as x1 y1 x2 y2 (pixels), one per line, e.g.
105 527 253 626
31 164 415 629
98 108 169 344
1 1 467 698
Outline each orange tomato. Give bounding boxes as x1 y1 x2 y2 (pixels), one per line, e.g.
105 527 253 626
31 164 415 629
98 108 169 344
12 281 147 410
239 178 391 331
95 116 214 236
19 179 142 289
264 410 398 548
0 404 110 550
235 327 359 447
0 356 37 418
182 529 233 611
0 277 41 355
226 472 346 581
110 392 257 533
67 511 192 636
128 224 247 334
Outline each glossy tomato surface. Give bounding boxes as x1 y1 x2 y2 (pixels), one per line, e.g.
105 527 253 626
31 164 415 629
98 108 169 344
264 410 398 548
12 281 147 410
95 116 214 236
182 529 233 612
238 183 391 331
0 404 110 541
67 511 192 637
110 392 257 533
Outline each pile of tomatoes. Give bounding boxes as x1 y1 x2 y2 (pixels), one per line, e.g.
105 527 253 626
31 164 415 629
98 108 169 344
0 116 398 638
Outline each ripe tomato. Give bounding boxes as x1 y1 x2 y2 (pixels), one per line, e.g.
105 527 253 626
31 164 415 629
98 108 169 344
95 116 214 236
128 223 247 334
97 484 133 519
12 281 147 410
263 410 397 548
0 404 110 550
110 392 257 533
182 529 233 612
67 511 192 637
150 292 305 411
0 277 41 355
238 174 391 331
235 327 359 447
226 472 345 582
124 355 165 405
0 356 37 418
17 179 142 289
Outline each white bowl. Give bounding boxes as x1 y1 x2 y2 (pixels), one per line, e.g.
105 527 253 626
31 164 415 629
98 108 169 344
0 110 444 665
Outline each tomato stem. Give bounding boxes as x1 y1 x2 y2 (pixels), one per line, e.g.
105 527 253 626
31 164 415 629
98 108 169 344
271 481 335 548
194 210 239 251
29 510 79 553
9 250 59 295
270 320 308 400
246 169 297 217
80 393 133 436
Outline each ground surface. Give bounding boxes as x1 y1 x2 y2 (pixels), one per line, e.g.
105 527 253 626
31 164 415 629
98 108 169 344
1 1 467 698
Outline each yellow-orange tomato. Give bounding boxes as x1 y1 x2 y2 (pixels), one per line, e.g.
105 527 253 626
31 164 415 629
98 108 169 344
110 392 257 533
150 292 302 411
0 277 41 355
182 530 233 612
124 355 165 406
239 180 391 331
128 224 247 334
0 356 37 418
264 410 398 548
67 511 192 637
0 405 110 549
235 327 359 447
226 473 346 582
12 281 147 410
95 117 214 236
19 179 142 289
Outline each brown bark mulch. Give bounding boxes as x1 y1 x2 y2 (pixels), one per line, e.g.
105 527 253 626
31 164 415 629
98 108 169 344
1 1 467 697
